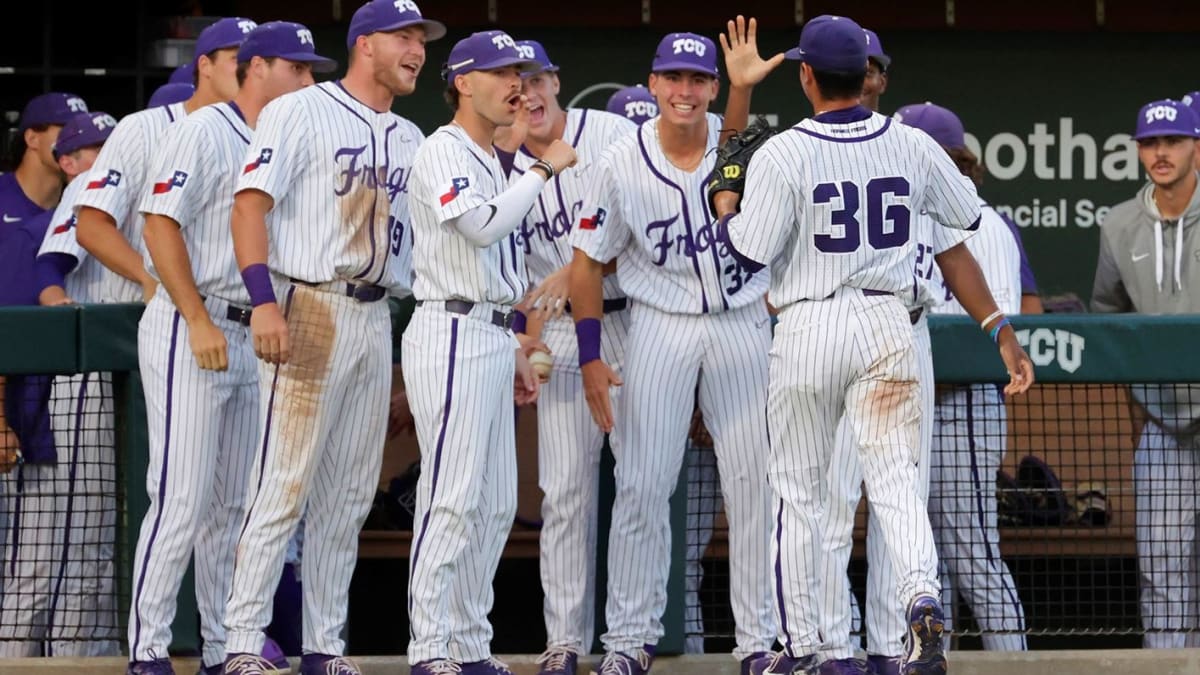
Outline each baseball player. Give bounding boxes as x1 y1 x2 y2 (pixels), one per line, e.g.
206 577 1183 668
1091 98 1200 649
0 111 117 658
713 15 1033 675
491 39 635 675
128 21 335 675
896 103 1028 653
147 83 197 109
0 92 87 209
74 17 255 305
605 85 658 125
402 29 568 675
220 3 441 673
567 21 781 675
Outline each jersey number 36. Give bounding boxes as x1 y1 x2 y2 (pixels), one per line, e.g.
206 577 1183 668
812 176 910 253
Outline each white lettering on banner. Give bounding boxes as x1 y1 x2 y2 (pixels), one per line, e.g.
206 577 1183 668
672 38 706 57
962 118 1139 183
992 199 1113 229
1015 328 1085 373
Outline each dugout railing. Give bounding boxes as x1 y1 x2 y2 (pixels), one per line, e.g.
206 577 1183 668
1 306 1196 654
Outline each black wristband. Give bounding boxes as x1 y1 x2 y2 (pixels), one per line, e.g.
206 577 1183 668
532 159 556 180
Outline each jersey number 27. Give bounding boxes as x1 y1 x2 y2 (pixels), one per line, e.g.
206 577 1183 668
812 177 910 253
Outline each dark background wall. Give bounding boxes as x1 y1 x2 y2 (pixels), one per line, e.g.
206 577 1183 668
2 1 1198 302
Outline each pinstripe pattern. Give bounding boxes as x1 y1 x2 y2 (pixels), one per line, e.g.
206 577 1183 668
36 175 108 303
72 102 189 303
224 286 391 657
130 292 259 666
603 300 775 660
403 306 518 664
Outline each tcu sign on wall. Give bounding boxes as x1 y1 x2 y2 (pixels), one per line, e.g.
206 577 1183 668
1015 328 1085 374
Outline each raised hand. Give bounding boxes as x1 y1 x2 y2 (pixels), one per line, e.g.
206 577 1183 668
720 15 786 89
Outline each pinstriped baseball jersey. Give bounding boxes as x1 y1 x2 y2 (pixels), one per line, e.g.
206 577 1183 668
37 174 107 303
572 113 769 314
73 102 190 303
409 123 527 305
928 203 1021 316
512 107 634 300
910 213 973 310
237 81 423 292
139 102 254 305
726 109 981 306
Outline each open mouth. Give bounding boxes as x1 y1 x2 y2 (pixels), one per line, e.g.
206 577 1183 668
400 63 419 76
529 103 545 125
671 103 696 114
505 93 523 111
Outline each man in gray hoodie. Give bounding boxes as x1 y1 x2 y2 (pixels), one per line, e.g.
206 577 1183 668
1091 98 1200 649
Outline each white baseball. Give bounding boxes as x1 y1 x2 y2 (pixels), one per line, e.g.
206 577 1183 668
529 350 553 382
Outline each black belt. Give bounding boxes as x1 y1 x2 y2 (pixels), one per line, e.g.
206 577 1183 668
416 299 515 330
856 289 922 325
289 278 387 303
199 295 252 326
564 298 629 315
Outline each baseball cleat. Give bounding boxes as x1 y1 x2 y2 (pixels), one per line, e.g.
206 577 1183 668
592 647 653 675
128 659 176 675
745 652 819 675
262 637 291 671
461 657 515 675
299 653 363 675
410 659 464 674
866 655 901 675
739 652 768 675
902 595 947 675
223 652 290 674
536 647 579 675
818 658 870 675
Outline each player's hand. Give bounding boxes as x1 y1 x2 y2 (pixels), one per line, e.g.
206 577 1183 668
188 317 229 371
38 285 74 306
515 332 549 358
541 139 578 175
712 190 741 218
494 94 530 153
387 388 415 439
514 349 540 406
997 329 1035 395
251 303 291 365
720 15 786 89
526 265 571 320
581 359 622 433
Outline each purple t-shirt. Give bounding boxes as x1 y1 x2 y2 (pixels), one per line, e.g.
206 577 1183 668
0 172 47 225
998 209 1038 294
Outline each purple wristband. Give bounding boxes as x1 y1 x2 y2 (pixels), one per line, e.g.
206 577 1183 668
511 309 528 335
575 318 602 366
240 263 277 307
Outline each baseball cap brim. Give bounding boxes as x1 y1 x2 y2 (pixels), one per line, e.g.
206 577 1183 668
651 60 718 77
375 18 447 42
277 52 339 74
453 55 542 78
869 53 891 70
1133 127 1200 140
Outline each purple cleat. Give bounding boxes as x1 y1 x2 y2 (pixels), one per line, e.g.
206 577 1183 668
461 657 515 674
410 659 464 675
902 595 947 675
745 652 818 675
224 652 289 674
818 658 870 675
537 647 579 675
739 652 768 675
128 659 176 675
592 647 653 675
262 637 291 671
299 653 362 675
867 655 901 675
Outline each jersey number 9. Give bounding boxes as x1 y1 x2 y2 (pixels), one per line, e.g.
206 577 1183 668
812 176 911 253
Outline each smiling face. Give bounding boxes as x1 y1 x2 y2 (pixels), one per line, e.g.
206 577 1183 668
1138 135 1197 189
459 65 526 126
366 25 427 96
648 70 718 129
521 71 563 140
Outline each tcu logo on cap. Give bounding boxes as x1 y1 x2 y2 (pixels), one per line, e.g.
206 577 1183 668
491 33 516 50
238 20 257 33
672 37 706 57
394 0 420 12
516 44 536 59
92 114 117 131
297 28 314 45
625 100 658 119
1145 105 1178 124
67 97 87 112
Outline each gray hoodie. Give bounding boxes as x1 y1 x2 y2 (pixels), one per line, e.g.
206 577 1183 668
1091 177 1200 439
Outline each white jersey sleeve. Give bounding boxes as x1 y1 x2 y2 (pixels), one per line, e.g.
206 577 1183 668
570 149 631 265
413 136 496 224
930 205 1021 316
916 130 983 231
725 150 798 268
236 94 312 203
39 177 88 260
139 119 214 227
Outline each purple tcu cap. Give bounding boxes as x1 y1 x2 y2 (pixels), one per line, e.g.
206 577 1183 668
1134 99 1200 140
239 21 338 73
443 30 541 83
53 112 117 157
515 40 558 75
863 28 891 70
194 17 258 66
169 62 194 85
347 0 446 50
20 93 88 131
1181 91 1200 120
147 83 195 108
651 33 719 77
606 85 659 124
894 102 966 150
784 15 868 74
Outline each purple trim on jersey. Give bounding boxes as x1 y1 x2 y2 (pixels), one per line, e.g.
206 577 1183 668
495 147 516 178
965 213 981 232
965 389 1026 631
45 372 93 651
571 109 589 146
995 208 1038 293
773 498 795 653
365 120 402 285
132 312 181 657
811 105 872 124
792 117 892 144
717 214 766 274
215 104 251 144
408 317 459 620
35 252 78 296
227 100 246 123
636 130 713 313
164 104 177 123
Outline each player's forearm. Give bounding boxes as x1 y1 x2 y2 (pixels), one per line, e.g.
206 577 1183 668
568 248 605 322
35 253 77 303
231 193 272 270
144 215 207 322
720 85 753 144
934 243 1003 327
76 207 151 285
452 172 546 247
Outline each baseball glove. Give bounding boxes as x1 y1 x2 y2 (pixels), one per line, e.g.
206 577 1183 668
705 116 777 216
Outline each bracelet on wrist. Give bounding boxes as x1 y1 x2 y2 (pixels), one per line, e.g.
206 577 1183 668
532 159 556 180
988 316 1011 343
979 309 1004 331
